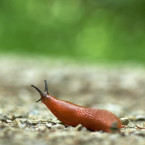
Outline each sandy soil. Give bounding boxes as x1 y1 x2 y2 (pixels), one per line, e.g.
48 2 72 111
0 56 145 145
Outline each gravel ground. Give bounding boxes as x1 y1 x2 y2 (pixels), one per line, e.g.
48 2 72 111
0 56 145 145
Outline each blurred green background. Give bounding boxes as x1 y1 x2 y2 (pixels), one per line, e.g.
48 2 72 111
0 0 145 63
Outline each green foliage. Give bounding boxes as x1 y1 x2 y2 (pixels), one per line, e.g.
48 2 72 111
0 0 145 63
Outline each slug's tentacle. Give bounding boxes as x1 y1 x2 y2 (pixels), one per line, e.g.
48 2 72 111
31 85 47 102
31 85 43 96
44 80 49 94
36 98 41 102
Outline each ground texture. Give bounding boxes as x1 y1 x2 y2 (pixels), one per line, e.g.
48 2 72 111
0 57 145 145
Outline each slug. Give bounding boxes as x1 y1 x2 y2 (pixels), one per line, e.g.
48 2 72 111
31 80 122 133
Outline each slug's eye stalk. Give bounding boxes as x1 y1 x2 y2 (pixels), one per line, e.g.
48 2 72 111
31 85 47 102
44 80 49 94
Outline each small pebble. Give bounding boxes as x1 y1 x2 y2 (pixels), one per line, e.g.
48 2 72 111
54 124 65 129
75 124 86 131
37 125 46 132
46 123 52 129
6 120 12 123
136 115 145 121
18 122 26 128
50 124 65 130
30 120 39 125
20 118 27 124
11 114 28 120
121 117 129 125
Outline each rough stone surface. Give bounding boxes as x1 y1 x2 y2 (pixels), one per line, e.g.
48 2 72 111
0 56 145 145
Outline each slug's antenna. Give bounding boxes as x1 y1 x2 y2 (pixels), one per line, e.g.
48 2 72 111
31 85 43 95
31 85 46 102
44 80 49 94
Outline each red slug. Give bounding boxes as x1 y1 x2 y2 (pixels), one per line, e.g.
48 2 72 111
31 80 122 133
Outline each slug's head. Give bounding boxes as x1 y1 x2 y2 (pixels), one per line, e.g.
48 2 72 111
31 80 49 102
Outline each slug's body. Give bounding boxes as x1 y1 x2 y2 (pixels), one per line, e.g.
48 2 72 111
31 81 122 133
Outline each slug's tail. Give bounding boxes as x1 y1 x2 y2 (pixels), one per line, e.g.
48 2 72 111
110 121 121 133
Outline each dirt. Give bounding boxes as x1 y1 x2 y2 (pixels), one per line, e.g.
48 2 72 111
0 56 145 145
